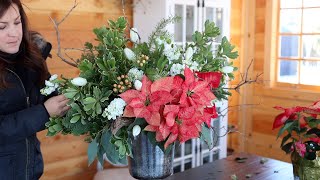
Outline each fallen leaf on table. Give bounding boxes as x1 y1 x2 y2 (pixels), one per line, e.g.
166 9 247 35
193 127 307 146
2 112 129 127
231 174 238 180
260 158 268 164
235 157 248 163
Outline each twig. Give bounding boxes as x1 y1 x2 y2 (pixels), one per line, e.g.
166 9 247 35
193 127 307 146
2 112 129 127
49 0 79 67
121 0 126 18
225 59 263 93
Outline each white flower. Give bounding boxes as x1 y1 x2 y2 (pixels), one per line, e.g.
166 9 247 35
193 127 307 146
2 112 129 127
124 48 136 61
45 80 54 87
102 98 126 120
190 61 200 71
40 74 60 96
185 47 194 61
170 63 184 76
134 80 142 91
222 66 234 73
163 43 180 62
155 38 164 45
132 125 141 137
130 28 139 43
128 68 144 82
71 77 87 87
49 74 58 81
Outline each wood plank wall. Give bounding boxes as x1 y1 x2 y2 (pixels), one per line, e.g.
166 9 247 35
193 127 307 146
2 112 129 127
229 0 320 162
21 0 133 179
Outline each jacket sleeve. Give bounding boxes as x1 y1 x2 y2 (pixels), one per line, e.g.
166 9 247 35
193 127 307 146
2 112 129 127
0 104 49 143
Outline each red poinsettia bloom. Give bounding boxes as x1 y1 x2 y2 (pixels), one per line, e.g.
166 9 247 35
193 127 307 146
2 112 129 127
196 71 222 88
179 67 216 108
120 76 174 126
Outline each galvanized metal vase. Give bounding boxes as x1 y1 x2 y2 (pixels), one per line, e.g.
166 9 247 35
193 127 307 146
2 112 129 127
128 132 175 179
291 151 320 180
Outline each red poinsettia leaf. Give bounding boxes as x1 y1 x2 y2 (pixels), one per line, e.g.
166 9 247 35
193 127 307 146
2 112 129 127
156 131 165 141
173 75 184 88
178 123 199 143
178 89 189 107
163 105 180 116
196 71 222 88
183 67 195 86
165 112 176 127
147 112 161 126
309 137 320 144
144 125 158 132
159 122 171 140
304 101 320 114
141 75 152 95
272 112 289 129
129 97 145 108
201 106 218 127
164 133 178 149
151 77 174 93
134 108 150 120
149 91 174 107
178 107 195 120
190 81 209 94
122 106 135 117
119 89 141 103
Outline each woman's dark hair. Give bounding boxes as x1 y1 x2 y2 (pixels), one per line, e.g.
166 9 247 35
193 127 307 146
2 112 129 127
0 0 49 88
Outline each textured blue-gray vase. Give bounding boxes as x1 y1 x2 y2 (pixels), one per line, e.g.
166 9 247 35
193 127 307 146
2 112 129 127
128 132 175 179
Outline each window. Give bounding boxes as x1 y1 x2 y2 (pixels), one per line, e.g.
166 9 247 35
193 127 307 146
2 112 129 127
277 0 320 86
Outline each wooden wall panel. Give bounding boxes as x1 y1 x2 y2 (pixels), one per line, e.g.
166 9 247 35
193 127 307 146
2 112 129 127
21 0 133 179
229 0 320 164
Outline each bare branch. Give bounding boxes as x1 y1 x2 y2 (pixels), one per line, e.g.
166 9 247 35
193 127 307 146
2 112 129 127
49 0 79 67
121 0 126 18
225 59 263 92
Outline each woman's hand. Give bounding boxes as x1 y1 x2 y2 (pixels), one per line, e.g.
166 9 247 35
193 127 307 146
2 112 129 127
44 94 70 117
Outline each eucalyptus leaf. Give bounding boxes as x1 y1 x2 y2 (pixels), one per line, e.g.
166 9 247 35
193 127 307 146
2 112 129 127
88 139 98 165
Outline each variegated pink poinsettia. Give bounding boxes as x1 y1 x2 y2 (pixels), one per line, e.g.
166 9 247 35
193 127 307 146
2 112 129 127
120 67 219 148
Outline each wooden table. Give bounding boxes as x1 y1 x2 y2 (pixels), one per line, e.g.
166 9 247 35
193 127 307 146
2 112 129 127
94 153 294 180
165 153 294 180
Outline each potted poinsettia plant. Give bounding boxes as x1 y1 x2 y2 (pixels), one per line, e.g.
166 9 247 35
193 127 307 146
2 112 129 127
273 100 320 179
43 16 238 179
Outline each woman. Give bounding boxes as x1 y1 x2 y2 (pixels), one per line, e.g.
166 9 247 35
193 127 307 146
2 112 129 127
0 0 70 179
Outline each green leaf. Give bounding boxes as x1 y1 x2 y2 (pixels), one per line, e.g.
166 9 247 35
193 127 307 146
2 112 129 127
52 124 62 132
200 124 213 149
277 121 294 138
70 103 81 113
96 103 102 115
88 139 98 165
281 142 294 154
83 97 97 104
280 133 292 147
70 115 81 124
64 92 77 99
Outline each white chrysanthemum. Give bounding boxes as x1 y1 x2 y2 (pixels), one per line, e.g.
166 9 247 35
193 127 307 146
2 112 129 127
169 63 184 76
40 74 60 96
128 68 144 82
49 74 58 81
102 98 126 120
163 43 180 62
155 38 164 45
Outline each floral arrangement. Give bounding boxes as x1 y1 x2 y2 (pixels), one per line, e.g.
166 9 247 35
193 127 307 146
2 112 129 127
43 16 238 165
273 100 320 160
